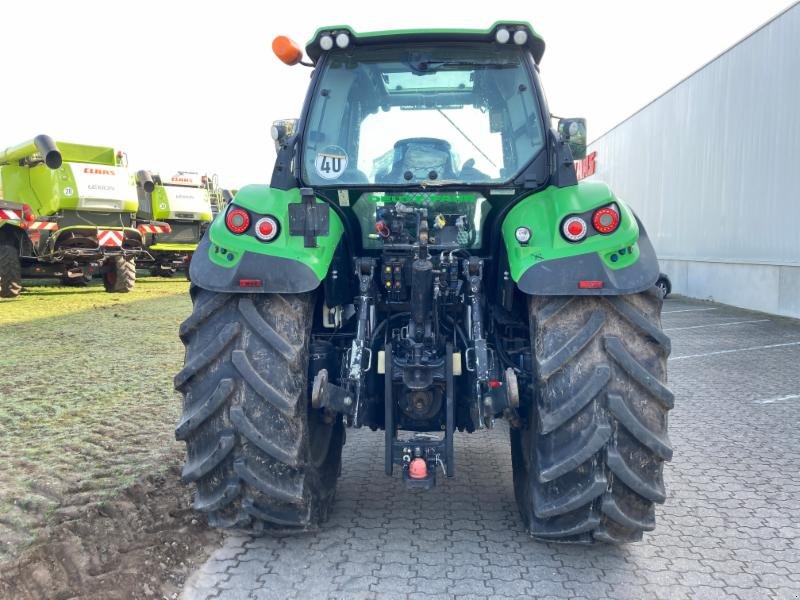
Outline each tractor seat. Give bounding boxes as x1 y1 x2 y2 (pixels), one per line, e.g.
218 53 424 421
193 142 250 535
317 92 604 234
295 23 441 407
380 138 456 183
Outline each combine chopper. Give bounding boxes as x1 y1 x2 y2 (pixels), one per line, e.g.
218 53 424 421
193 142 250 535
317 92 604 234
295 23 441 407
174 24 672 544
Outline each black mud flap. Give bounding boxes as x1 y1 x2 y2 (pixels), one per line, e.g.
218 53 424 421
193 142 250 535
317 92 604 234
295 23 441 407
517 216 660 296
188 235 321 294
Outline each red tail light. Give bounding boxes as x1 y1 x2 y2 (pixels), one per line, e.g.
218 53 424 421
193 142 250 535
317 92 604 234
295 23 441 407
592 206 620 234
225 208 250 234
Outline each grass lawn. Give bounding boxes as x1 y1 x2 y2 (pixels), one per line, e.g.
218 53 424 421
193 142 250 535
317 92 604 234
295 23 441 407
0 276 191 561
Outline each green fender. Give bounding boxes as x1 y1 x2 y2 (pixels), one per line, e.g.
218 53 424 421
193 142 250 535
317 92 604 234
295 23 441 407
189 186 344 293
502 181 659 295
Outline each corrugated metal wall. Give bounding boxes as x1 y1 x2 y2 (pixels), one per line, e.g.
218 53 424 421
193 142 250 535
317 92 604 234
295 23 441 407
590 3 800 317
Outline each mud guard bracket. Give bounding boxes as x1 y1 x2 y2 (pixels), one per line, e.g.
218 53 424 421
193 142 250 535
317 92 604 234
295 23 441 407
288 187 329 248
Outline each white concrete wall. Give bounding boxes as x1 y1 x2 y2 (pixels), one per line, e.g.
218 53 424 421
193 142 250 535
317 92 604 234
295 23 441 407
660 259 800 317
590 4 800 318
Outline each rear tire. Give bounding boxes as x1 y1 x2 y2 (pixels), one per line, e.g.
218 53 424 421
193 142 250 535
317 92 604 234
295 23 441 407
512 289 673 543
174 288 344 533
0 244 23 298
103 257 136 293
655 275 671 298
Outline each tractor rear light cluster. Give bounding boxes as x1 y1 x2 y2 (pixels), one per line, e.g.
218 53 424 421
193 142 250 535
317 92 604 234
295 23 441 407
225 206 281 242
225 207 250 234
592 206 620 234
562 216 588 242
514 226 531 244
254 216 279 242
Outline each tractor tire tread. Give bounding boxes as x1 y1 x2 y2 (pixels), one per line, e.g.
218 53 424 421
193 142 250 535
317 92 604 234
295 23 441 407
536 310 604 380
175 289 344 533
514 289 672 544
175 378 236 441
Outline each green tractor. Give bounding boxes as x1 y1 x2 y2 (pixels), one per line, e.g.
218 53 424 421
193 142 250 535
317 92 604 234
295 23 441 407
136 170 216 277
0 136 149 296
175 23 672 544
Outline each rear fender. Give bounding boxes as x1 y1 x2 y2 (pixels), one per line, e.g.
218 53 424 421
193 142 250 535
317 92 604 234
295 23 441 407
189 186 344 293
502 181 659 295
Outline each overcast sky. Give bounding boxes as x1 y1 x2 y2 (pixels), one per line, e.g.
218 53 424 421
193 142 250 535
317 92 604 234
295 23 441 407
2 0 794 188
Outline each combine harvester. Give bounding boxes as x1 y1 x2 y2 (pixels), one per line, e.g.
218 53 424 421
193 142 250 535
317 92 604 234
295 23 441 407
0 135 153 297
136 171 216 277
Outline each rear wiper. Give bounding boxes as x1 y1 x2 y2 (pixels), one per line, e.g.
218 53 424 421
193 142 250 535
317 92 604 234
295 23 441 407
408 60 516 73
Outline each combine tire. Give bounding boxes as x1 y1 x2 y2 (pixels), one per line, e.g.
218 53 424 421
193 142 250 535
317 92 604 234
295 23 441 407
150 265 175 278
103 257 136 293
0 244 23 298
511 289 673 543
174 288 344 533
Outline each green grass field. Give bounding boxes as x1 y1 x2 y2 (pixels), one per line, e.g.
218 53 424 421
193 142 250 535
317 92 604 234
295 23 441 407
0 276 191 560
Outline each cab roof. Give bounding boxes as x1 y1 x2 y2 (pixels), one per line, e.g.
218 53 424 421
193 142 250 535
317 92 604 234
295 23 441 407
305 22 546 65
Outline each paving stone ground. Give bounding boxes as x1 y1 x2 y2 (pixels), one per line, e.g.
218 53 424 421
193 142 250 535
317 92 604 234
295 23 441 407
182 297 800 600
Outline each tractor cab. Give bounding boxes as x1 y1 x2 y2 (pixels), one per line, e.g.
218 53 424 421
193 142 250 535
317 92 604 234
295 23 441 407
272 25 554 256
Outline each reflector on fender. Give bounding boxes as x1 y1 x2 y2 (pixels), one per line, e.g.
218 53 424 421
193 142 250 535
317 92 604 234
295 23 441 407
578 280 604 289
239 279 262 288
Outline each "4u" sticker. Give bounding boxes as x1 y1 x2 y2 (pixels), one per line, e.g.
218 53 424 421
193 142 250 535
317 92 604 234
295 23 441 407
315 145 348 180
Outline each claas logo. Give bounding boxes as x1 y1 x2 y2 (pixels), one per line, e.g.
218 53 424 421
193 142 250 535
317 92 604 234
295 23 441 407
83 167 116 176
171 176 192 183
